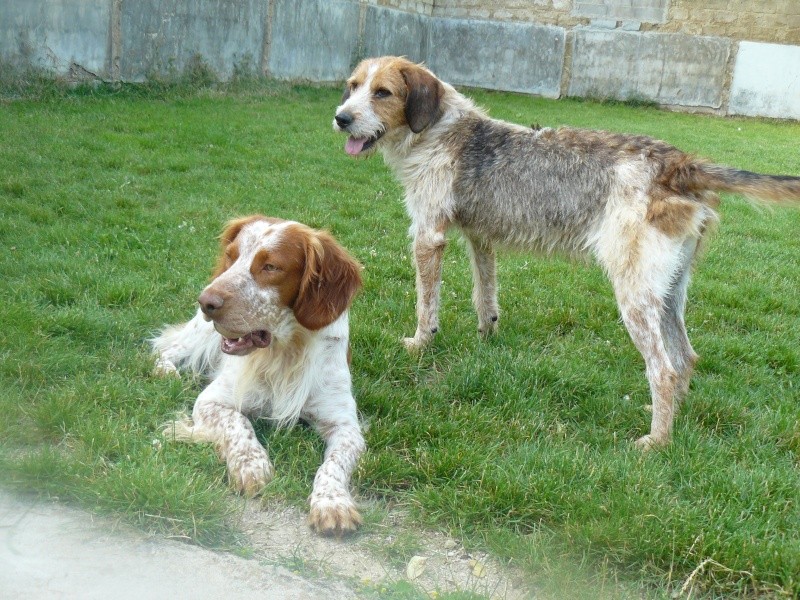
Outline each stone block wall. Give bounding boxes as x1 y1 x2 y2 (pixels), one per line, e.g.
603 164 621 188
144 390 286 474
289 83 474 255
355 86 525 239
663 0 800 45
432 0 800 44
573 0 669 24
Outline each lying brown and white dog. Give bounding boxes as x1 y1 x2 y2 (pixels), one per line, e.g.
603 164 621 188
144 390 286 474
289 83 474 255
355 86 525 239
333 56 800 449
153 215 364 535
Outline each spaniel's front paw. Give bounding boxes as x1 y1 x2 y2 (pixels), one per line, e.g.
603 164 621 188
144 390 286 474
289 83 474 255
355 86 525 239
228 452 274 497
308 493 362 537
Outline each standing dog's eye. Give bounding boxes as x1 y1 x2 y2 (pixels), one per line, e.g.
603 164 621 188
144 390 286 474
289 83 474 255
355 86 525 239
374 88 392 99
263 263 278 272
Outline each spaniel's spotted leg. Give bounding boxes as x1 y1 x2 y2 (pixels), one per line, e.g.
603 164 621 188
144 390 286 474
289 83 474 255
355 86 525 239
303 393 365 536
165 376 274 497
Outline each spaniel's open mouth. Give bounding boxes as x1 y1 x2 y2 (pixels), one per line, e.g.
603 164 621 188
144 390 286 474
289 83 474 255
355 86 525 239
345 132 383 156
220 330 272 355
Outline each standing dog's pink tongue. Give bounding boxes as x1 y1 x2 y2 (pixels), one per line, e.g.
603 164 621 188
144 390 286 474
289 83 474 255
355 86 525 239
345 137 367 156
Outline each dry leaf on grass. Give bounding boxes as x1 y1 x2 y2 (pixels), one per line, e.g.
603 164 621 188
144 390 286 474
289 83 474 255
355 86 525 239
406 555 428 580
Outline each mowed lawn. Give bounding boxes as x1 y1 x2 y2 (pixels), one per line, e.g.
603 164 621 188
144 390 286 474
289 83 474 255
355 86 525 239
1 81 799 597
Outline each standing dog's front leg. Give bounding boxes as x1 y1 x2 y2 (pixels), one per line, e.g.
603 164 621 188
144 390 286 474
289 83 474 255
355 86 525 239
404 228 447 352
465 234 499 336
165 376 274 497
304 394 365 536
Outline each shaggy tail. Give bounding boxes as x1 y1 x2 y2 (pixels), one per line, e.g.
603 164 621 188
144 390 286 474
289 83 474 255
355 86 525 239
683 162 800 204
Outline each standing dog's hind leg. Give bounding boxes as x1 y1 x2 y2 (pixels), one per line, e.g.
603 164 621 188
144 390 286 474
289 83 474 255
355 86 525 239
617 293 679 450
660 238 700 402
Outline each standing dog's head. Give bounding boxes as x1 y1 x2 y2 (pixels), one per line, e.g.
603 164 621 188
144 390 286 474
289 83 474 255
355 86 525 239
333 56 444 157
198 215 362 355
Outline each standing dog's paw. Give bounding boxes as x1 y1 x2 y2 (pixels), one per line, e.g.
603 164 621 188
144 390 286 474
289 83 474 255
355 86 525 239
403 336 423 353
227 453 274 497
634 434 669 451
308 495 362 537
478 314 499 337
403 333 432 353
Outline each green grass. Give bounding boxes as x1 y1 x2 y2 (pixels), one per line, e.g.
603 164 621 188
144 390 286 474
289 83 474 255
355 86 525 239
1 80 799 597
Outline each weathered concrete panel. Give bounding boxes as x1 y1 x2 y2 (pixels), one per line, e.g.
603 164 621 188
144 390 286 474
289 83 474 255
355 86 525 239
269 0 360 81
0 0 110 75
426 18 565 97
120 0 265 81
730 41 800 120
569 29 731 108
363 6 428 63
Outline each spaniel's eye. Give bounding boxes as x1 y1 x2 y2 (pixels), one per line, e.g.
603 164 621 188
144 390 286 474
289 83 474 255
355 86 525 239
263 263 278 272
349 81 358 91
374 88 392 99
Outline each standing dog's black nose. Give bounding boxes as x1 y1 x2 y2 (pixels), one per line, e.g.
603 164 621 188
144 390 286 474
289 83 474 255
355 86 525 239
335 112 354 129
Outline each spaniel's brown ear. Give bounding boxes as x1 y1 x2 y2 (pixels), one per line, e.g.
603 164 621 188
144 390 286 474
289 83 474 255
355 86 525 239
211 215 267 278
293 230 363 331
401 64 443 134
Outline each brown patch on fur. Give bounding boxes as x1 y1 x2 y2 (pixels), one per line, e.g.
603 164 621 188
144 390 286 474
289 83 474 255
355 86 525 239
646 193 699 237
212 215 284 278
250 237 306 309
369 59 415 132
293 227 363 331
546 127 753 213
548 128 691 167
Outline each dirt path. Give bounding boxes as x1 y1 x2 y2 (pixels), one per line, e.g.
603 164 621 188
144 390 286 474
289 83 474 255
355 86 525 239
1 492 534 599
0 492 358 599
239 500 532 598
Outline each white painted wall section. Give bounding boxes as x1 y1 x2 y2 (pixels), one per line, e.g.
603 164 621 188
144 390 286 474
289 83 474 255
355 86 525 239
729 41 800 120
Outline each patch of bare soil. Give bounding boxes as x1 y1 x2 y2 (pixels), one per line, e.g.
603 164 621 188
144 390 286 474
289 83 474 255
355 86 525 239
239 499 535 599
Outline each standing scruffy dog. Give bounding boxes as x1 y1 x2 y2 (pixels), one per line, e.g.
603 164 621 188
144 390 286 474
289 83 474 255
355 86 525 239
333 55 800 449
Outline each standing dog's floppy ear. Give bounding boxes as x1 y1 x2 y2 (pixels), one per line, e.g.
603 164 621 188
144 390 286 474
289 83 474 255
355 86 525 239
293 230 363 331
401 65 443 134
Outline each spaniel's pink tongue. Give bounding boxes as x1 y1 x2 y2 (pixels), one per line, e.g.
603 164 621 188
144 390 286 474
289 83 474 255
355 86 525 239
220 331 271 355
345 137 367 156
221 335 254 355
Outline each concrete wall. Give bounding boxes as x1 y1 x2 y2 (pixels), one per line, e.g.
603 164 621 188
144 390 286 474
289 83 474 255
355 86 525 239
268 0 360 82
0 0 111 76
1 0 799 120
427 17 565 96
120 0 266 81
568 30 731 109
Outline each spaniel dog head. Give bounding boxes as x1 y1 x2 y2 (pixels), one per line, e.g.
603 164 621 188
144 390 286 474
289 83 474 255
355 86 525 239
333 56 444 157
198 215 362 355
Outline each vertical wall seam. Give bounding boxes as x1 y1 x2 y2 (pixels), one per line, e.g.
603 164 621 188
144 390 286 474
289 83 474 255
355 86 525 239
261 0 275 76
559 29 574 99
720 40 739 117
356 0 368 68
110 0 121 80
